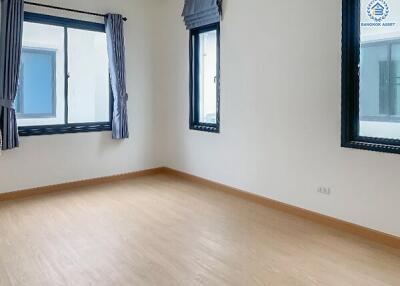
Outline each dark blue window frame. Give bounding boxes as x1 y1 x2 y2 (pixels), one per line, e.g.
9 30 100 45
189 23 220 133
18 12 112 137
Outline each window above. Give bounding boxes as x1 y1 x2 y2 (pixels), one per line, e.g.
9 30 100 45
18 13 111 136
190 23 220 133
342 0 400 153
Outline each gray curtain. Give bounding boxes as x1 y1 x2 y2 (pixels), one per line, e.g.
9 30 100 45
0 0 23 150
182 0 222 29
105 14 129 140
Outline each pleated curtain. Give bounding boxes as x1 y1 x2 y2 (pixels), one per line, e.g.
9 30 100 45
105 14 129 140
0 0 24 150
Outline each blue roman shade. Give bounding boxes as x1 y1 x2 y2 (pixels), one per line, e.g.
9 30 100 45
182 0 222 30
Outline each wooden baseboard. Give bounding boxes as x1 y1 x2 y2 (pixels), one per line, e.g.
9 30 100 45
0 167 164 202
163 167 400 249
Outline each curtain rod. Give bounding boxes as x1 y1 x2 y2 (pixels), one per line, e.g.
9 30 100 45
24 1 128 21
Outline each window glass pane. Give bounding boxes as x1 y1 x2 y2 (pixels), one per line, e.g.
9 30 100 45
198 30 217 124
359 0 400 139
391 44 400 115
360 44 389 119
67 28 110 124
17 22 65 127
17 49 55 116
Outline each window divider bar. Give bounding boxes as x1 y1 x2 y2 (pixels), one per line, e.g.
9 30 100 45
64 27 69 125
194 32 200 124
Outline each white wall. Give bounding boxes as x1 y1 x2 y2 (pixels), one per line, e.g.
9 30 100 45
157 0 400 237
0 0 162 193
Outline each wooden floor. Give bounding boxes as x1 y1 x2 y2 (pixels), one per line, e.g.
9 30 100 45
0 174 399 286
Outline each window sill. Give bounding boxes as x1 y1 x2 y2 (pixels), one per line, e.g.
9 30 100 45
342 140 400 155
190 124 220 134
18 123 111 137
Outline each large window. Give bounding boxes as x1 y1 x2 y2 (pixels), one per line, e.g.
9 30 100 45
190 23 220 133
18 13 111 136
342 0 400 153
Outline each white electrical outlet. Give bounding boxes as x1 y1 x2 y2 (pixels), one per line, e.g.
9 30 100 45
317 187 331 195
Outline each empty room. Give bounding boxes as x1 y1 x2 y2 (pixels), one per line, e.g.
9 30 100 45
0 0 399 285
